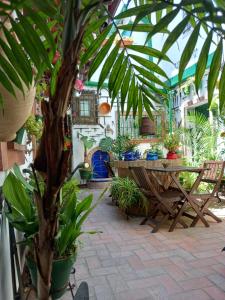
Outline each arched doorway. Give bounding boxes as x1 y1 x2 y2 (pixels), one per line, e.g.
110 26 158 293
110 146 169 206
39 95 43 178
91 150 110 178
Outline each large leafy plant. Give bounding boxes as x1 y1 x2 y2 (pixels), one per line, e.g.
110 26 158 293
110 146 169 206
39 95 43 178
111 177 147 211
1 1 225 298
3 166 101 258
180 111 220 165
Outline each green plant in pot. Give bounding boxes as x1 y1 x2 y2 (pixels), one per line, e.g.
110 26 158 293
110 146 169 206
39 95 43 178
164 134 180 159
111 177 148 215
3 165 102 299
99 137 114 153
79 135 95 180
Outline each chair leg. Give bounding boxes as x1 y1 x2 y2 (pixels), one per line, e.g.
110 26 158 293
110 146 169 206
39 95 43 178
169 202 188 232
151 214 168 233
140 217 148 225
204 208 222 223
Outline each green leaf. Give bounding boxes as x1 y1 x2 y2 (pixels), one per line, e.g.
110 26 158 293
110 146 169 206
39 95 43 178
108 50 125 97
126 76 135 118
13 164 34 193
121 66 132 114
27 9 56 55
117 23 168 33
76 194 93 217
138 90 143 121
126 45 171 62
133 65 168 88
16 12 52 69
0 55 24 93
84 16 108 38
10 18 41 70
81 24 113 66
0 39 30 86
133 84 139 118
146 8 179 42
178 22 201 82
112 57 128 101
130 54 168 78
88 32 116 80
219 64 225 111
156 9 163 23
161 15 190 55
134 3 168 25
3 172 33 221
137 75 167 98
208 39 223 105
2 26 33 84
115 4 153 19
143 94 154 119
0 68 15 97
195 30 213 94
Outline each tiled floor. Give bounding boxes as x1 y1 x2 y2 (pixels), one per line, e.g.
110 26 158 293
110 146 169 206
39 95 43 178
64 190 225 300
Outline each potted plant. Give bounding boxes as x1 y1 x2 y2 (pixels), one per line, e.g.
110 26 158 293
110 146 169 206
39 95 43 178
3 166 102 299
111 136 136 160
164 134 180 159
110 177 149 216
78 135 95 180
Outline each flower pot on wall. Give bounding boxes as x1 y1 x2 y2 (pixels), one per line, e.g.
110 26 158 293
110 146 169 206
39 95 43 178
146 152 158 161
0 20 36 141
79 168 92 180
0 83 35 141
167 152 178 159
26 254 76 300
140 117 155 136
98 102 111 115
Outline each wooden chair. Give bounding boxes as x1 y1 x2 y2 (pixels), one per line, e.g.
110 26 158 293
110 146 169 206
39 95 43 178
104 161 115 178
188 160 225 227
129 167 188 233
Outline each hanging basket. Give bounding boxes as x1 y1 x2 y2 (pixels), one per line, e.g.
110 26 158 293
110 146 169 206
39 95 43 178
0 83 36 141
0 20 35 141
98 102 111 115
140 117 155 136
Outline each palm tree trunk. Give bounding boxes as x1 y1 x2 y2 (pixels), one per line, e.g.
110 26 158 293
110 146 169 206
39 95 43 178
33 31 84 298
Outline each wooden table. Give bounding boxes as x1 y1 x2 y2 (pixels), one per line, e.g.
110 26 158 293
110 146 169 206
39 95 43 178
147 166 210 228
113 159 182 190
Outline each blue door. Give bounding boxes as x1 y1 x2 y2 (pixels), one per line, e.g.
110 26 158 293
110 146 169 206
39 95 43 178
92 150 110 178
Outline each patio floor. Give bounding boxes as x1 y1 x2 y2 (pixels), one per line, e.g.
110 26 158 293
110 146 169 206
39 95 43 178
64 190 225 300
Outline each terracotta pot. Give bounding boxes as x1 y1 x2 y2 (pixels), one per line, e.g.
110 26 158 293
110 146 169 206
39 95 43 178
0 83 35 141
166 152 178 159
98 102 111 115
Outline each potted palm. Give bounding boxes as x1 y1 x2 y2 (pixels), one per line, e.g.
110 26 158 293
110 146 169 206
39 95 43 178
164 134 180 159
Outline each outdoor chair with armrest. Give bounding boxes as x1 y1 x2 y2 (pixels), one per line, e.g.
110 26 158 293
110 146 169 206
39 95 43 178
129 166 188 233
186 160 225 227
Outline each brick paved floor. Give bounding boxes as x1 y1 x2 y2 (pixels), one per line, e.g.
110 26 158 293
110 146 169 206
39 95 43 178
64 190 225 300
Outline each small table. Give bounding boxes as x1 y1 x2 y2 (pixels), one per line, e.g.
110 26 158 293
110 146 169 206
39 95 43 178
147 166 210 228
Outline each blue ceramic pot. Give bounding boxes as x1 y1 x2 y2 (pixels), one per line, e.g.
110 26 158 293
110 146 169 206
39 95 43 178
123 151 137 161
146 152 158 161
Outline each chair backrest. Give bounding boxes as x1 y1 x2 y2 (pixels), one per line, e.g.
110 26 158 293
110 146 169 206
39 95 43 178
129 166 161 198
202 161 225 194
192 161 225 195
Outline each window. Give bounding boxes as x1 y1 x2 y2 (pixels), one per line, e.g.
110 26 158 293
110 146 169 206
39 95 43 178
72 90 97 124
